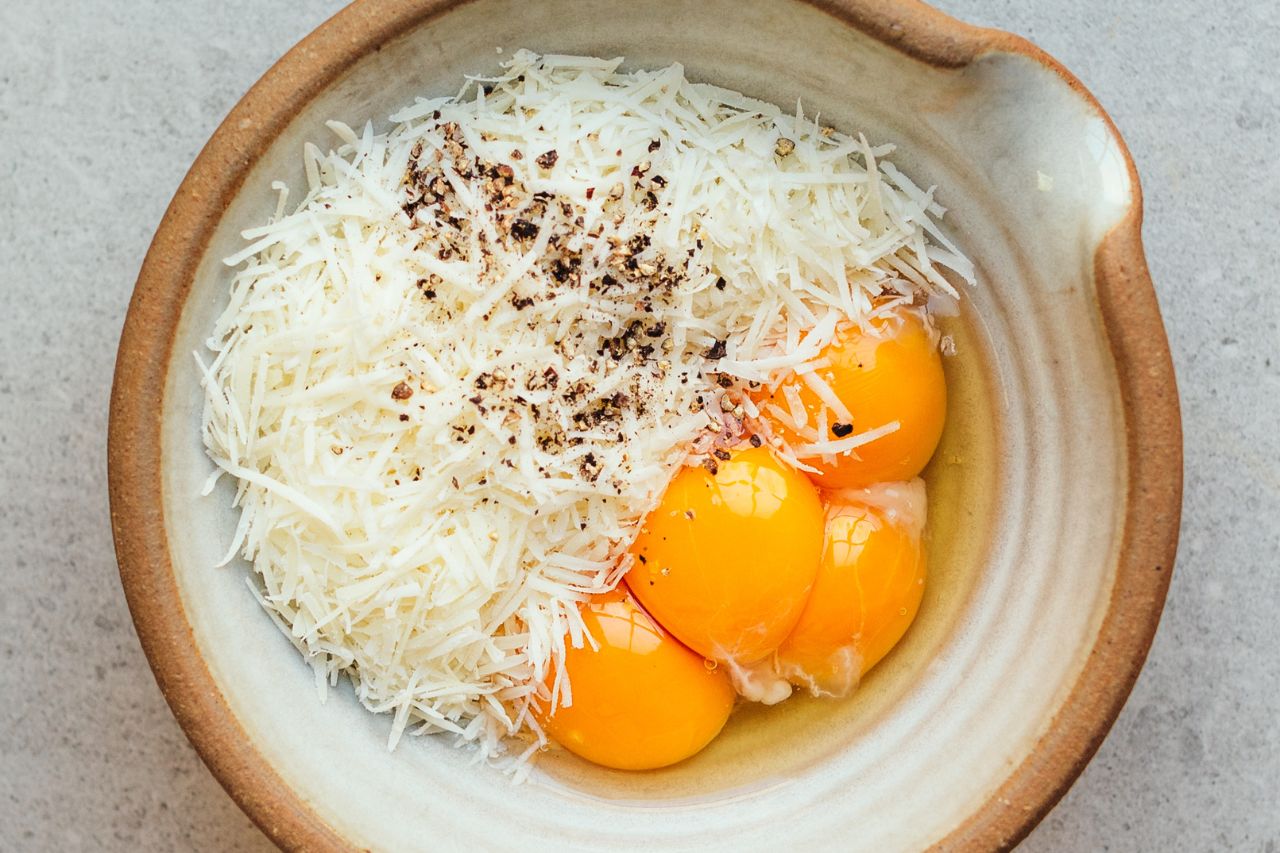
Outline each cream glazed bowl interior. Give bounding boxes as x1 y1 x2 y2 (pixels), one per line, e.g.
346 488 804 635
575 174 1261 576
108 0 1182 849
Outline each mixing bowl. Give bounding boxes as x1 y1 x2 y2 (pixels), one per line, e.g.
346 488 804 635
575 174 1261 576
109 0 1182 848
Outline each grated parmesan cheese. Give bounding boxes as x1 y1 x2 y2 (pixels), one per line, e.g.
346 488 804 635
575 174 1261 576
198 50 970 770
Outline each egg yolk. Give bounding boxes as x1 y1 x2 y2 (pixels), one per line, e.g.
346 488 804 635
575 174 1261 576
537 588 735 771
764 309 946 489
626 446 824 665
775 495 926 697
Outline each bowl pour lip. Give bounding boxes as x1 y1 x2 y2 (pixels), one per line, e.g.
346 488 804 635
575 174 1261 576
107 1 1183 850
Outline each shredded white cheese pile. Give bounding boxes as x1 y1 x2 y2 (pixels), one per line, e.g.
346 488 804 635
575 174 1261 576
198 50 972 768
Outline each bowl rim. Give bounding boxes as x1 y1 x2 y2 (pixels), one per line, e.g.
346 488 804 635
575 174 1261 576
108 1 1183 849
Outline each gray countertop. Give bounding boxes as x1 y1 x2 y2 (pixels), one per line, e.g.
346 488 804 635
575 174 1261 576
1 1 1276 849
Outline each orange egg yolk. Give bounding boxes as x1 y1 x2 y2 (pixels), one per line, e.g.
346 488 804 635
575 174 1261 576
764 309 946 489
626 446 824 665
537 588 735 771
775 495 926 697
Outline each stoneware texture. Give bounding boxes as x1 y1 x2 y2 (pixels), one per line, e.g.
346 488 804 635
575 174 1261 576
106 0 1182 848
2 0 1276 852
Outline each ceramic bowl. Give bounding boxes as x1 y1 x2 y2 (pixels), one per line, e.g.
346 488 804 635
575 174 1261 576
109 0 1182 849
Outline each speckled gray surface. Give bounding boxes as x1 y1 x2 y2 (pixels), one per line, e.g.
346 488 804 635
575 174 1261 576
0 0 1275 850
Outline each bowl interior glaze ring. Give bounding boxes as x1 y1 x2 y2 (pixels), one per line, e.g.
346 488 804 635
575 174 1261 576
108 1 1182 849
